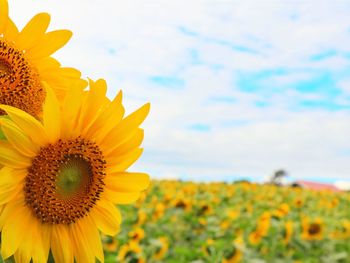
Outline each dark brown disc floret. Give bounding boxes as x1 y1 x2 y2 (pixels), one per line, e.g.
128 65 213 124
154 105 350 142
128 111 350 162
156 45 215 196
308 223 321 235
25 137 106 225
0 39 45 117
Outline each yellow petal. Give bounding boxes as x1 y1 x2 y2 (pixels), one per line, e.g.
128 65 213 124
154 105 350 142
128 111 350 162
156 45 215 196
90 200 121 236
0 104 48 146
105 172 150 192
0 117 38 157
86 91 125 143
0 167 24 205
0 141 31 168
106 148 143 173
59 67 82 78
78 79 109 134
14 249 31 263
15 13 50 50
51 225 74 263
103 188 141 204
79 216 104 262
87 216 104 263
15 214 43 263
39 67 80 83
3 17 19 40
61 86 84 139
0 195 25 229
0 0 8 32
26 30 72 59
70 222 95 263
43 83 61 143
31 217 50 263
35 57 61 72
100 103 150 151
1 204 31 259
105 128 143 157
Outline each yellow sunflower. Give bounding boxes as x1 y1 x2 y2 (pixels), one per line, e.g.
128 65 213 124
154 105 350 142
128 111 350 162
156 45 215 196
301 217 324 241
0 79 150 262
153 237 169 260
283 221 293 245
0 0 85 117
222 236 244 263
128 227 145 242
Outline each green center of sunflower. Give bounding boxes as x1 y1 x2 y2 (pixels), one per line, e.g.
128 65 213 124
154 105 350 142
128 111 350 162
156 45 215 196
25 137 106 224
56 157 92 198
0 40 45 117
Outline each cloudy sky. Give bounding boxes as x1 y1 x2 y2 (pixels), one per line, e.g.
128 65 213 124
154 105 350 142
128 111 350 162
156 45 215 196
11 0 350 183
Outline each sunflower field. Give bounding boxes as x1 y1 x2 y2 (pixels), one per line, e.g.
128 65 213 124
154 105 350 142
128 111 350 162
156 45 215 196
103 180 350 263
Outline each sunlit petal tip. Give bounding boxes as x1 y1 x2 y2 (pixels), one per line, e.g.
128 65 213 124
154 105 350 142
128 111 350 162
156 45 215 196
115 90 123 102
140 102 151 117
95 78 107 87
0 0 8 18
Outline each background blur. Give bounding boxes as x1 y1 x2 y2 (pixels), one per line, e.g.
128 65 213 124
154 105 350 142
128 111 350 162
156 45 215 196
12 0 350 183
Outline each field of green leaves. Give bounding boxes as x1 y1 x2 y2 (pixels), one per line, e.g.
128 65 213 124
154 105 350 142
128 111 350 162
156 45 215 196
103 180 350 263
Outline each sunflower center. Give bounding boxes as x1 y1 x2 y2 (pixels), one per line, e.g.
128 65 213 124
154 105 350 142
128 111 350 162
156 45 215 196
56 157 92 198
25 137 106 224
0 40 45 117
308 223 321 235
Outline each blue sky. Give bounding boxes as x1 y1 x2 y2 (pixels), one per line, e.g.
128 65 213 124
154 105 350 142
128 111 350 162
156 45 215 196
12 0 350 183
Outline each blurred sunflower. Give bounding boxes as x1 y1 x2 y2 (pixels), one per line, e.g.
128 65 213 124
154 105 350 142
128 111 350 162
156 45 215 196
330 220 350 240
301 217 324 241
249 212 271 245
135 210 147 226
197 202 212 216
222 236 244 263
128 227 145 242
118 240 143 263
0 0 85 117
102 235 118 252
0 79 150 262
283 221 293 245
153 202 165 220
248 230 263 245
202 238 215 257
273 203 290 218
153 237 169 260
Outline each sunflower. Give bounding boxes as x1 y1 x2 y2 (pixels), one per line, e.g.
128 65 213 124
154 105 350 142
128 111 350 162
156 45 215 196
128 227 145 242
282 221 293 245
273 203 290 219
248 230 263 245
152 202 165 221
301 217 324 241
102 235 118 252
153 237 169 260
202 239 215 257
0 0 85 117
330 220 350 240
117 240 143 263
222 248 242 263
222 236 244 263
0 79 150 262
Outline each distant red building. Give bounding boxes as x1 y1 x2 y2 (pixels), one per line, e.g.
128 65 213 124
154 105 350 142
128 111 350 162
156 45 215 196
294 180 340 192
